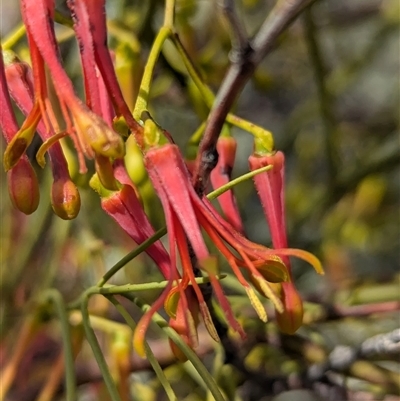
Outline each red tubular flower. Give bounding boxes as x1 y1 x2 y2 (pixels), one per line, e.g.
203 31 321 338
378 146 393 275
90 167 171 281
91 162 182 357
249 149 324 334
67 0 143 146
67 0 102 115
1 46 39 214
210 136 244 234
67 0 120 190
136 143 322 355
4 0 125 174
249 151 287 255
4 56 81 219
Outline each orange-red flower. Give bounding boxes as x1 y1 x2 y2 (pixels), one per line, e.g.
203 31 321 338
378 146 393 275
249 149 324 334
4 0 126 176
131 143 322 356
4 56 80 219
67 0 142 143
0 45 39 214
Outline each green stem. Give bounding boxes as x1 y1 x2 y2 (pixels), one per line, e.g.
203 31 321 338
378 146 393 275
70 310 131 334
164 0 176 28
133 26 172 120
39 218 72 291
187 121 206 148
171 34 273 149
164 326 224 401
41 290 76 401
132 26 272 147
184 361 210 392
3 171 53 293
96 227 167 287
122 294 225 401
208 165 273 200
97 275 220 294
171 34 214 105
107 296 178 401
81 295 122 401
70 276 224 310
54 11 74 28
2 23 26 50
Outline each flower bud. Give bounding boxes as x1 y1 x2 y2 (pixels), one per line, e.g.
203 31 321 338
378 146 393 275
7 158 40 215
124 135 147 186
95 154 118 190
71 103 125 159
51 178 81 220
210 136 244 233
275 282 304 335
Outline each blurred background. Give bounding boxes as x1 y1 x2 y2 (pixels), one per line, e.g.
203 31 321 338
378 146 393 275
1 0 399 400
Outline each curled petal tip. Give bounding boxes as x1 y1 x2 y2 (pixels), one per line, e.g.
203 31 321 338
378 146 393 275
3 105 41 171
164 287 180 319
132 327 147 359
4 138 29 171
275 248 324 275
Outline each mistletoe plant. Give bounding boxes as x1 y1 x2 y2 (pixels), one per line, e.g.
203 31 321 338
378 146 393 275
0 0 324 400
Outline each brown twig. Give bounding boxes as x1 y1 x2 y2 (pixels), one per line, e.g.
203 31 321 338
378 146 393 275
219 0 248 53
192 0 315 195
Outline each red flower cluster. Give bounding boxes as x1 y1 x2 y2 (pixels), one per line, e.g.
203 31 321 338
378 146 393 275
1 0 323 360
